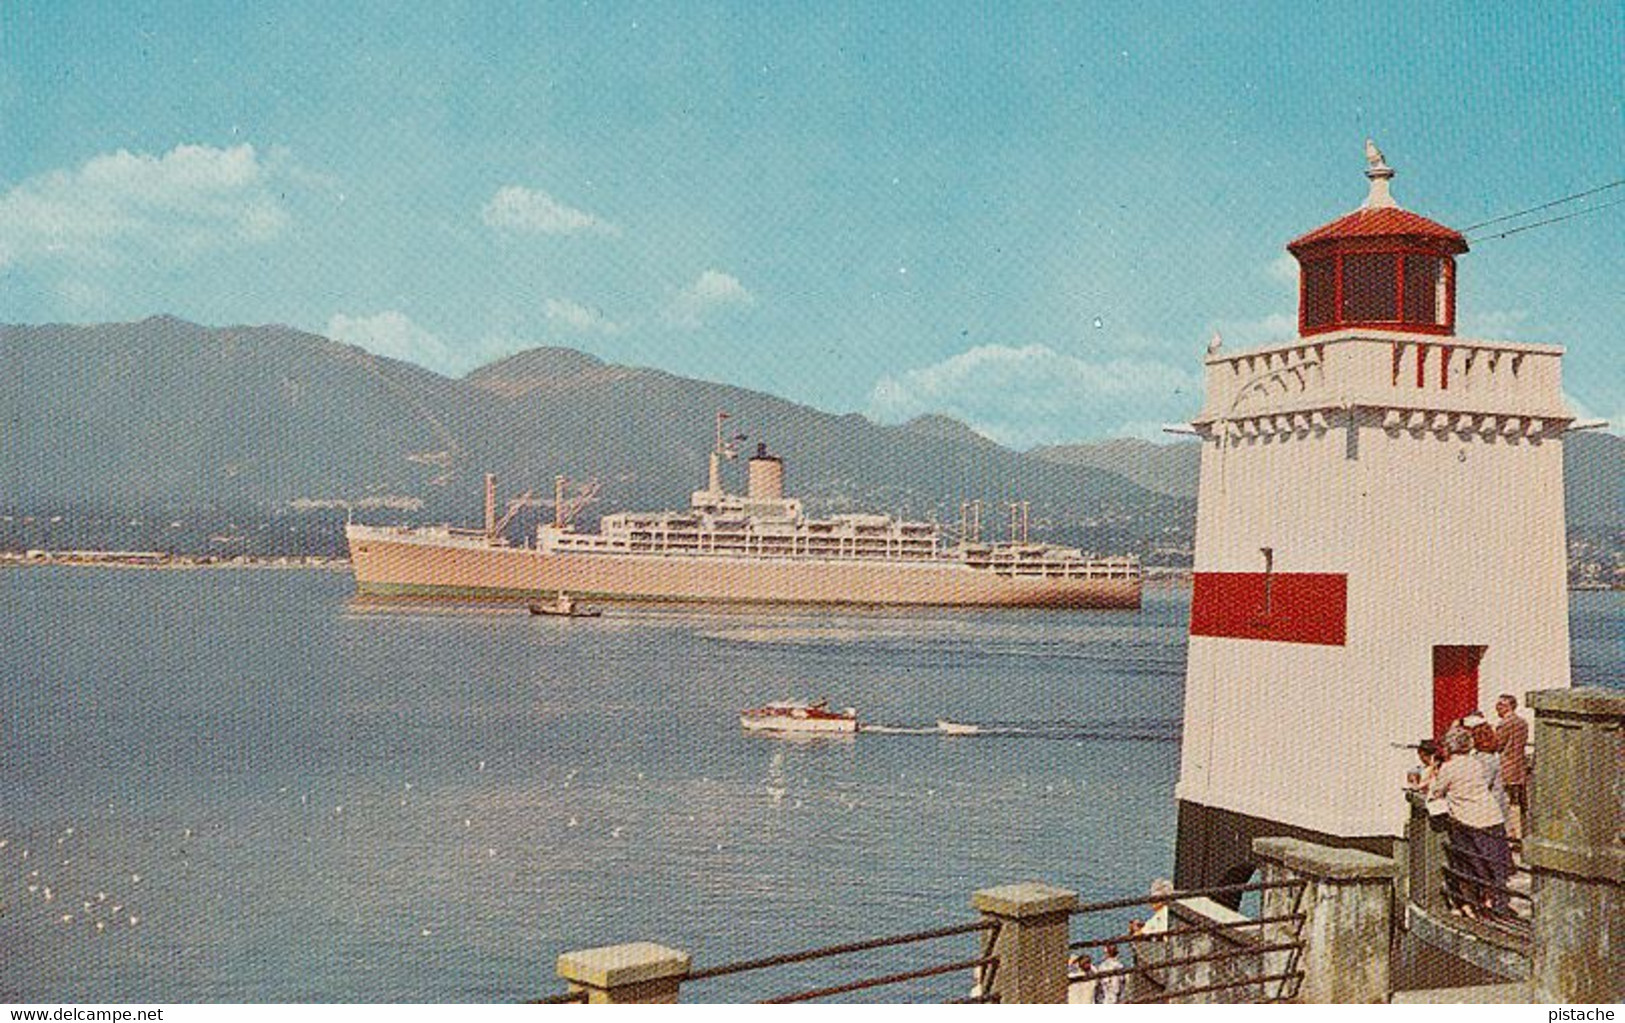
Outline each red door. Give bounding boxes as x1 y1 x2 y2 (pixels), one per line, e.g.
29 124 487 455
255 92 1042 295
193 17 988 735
1432 645 1484 739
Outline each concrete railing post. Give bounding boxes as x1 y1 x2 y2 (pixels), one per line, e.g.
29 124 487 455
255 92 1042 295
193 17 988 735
971 882 1078 1004
1402 791 1450 914
1525 688 1624 1004
1254 837 1397 1003
556 941 691 1004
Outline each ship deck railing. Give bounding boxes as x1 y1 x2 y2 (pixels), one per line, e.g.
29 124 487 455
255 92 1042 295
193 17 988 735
544 542 1141 574
347 525 499 550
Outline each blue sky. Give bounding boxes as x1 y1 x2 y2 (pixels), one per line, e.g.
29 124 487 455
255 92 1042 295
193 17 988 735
2 2 1619 447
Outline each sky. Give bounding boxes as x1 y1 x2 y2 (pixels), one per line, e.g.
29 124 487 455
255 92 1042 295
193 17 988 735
2 2 1620 448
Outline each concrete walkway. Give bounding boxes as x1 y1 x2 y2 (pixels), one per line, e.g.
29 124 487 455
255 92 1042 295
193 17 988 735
1392 982 1529 1004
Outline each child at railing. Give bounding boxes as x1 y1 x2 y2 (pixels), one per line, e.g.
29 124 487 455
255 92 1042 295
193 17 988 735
1068 953 1097 1005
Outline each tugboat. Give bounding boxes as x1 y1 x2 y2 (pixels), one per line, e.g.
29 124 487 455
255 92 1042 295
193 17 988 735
740 700 858 734
528 592 601 618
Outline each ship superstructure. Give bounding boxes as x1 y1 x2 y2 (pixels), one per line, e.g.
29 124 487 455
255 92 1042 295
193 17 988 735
346 415 1140 608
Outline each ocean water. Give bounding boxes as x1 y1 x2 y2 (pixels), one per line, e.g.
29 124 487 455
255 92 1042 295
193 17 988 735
0 569 1617 1002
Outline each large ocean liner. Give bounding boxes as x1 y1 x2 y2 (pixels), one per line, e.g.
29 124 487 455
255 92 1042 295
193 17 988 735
345 417 1141 608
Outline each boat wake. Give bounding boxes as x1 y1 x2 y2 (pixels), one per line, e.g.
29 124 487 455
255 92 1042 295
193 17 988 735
859 719 1181 742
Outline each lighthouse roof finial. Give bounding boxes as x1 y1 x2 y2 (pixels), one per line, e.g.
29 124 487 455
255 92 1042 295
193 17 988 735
1363 138 1397 209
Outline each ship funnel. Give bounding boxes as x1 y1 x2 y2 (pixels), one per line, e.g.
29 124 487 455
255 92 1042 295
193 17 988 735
748 443 784 500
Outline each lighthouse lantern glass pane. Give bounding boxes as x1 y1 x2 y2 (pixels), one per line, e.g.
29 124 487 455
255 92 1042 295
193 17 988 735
1403 256 1442 325
1301 258 1336 328
1342 253 1399 322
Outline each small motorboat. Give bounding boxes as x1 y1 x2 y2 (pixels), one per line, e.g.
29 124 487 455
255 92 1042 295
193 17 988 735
937 720 981 735
528 592 601 618
740 700 858 734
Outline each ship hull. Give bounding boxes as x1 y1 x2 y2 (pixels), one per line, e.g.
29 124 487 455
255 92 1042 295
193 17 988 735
347 527 1141 609
739 715 858 734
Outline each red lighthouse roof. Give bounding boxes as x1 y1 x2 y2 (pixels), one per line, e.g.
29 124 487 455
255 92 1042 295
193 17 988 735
1289 141 1466 337
1288 205 1467 254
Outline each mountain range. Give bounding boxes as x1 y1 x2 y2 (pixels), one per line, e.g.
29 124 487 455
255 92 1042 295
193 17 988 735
1 317 1617 560
0 317 1189 556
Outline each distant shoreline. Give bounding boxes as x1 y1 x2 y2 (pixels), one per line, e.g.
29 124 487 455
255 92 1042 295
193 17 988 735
2 556 1615 592
1 552 349 570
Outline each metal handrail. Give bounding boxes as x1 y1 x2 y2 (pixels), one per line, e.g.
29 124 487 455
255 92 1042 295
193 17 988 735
1077 939 1303 984
677 917 1002 1003
1440 865 1534 910
1069 911 1305 951
1446 840 1530 877
686 918 997 981
1068 877 1307 917
1068 876 1311 1005
1439 839 1532 910
945 991 1002 1005
762 955 998 1004
525 989 590 1005
1129 969 1305 1004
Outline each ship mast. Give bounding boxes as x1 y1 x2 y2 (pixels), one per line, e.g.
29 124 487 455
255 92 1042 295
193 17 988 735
1007 501 1030 544
960 500 983 544
709 409 738 496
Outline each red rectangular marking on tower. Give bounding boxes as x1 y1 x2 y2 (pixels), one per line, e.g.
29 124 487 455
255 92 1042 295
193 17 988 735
1190 572 1348 646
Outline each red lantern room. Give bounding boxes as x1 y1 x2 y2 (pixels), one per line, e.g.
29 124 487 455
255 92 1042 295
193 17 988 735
1288 141 1468 337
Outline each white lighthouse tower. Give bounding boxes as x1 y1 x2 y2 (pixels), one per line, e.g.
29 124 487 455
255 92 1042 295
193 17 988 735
1173 143 1575 889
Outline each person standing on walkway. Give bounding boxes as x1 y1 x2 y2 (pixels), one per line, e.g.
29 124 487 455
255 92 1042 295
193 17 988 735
1068 953 1097 1005
1430 726 1511 918
1141 878 1174 934
1464 713 1511 826
1494 694 1530 841
1094 944 1126 1004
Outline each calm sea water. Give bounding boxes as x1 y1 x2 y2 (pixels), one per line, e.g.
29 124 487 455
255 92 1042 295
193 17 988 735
1 569 1618 1002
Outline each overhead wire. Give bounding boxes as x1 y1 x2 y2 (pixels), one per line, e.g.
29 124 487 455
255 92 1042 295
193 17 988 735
1462 178 1625 237
1469 195 1625 241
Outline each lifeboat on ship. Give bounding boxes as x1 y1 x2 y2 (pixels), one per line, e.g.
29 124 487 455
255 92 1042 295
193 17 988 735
739 700 858 734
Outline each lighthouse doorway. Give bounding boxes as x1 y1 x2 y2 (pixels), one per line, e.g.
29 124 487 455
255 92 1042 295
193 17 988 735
1431 645 1485 739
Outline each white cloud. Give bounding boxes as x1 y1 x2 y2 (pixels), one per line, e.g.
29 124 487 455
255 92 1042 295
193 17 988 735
327 310 532 377
1458 308 1530 339
544 297 622 334
328 311 454 368
1267 253 1299 286
1563 393 1623 436
664 269 753 329
0 143 290 268
866 344 1199 448
1211 311 1297 348
481 185 618 236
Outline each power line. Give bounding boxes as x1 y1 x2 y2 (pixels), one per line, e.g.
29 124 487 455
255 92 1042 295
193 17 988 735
1463 179 1625 233
1469 194 1625 242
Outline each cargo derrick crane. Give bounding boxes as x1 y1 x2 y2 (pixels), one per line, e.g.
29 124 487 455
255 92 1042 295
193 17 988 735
488 491 534 541
552 476 601 530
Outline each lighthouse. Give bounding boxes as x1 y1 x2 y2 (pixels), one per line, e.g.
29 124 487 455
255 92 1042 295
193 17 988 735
1173 143 1574 890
